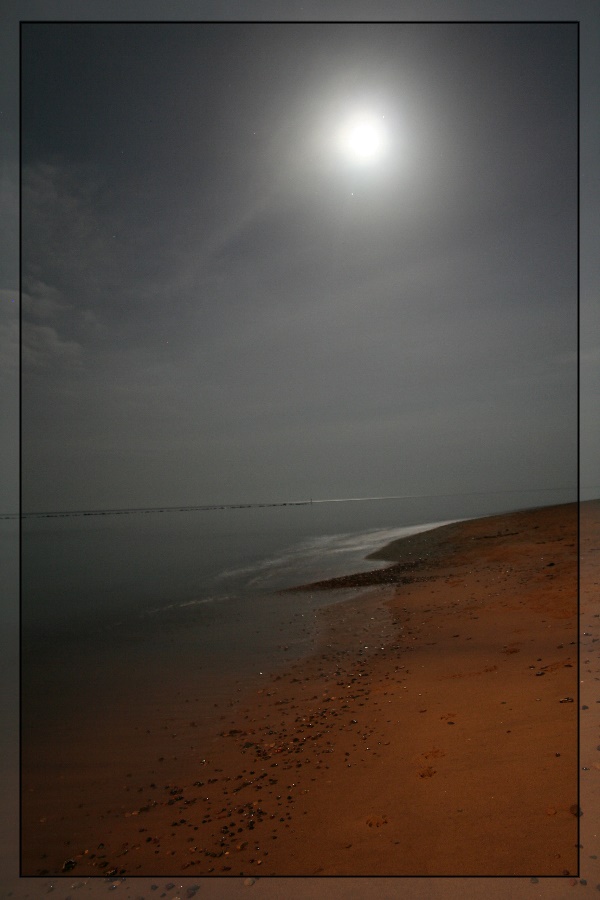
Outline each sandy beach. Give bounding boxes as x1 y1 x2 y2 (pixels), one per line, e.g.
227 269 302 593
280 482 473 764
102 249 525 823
21 501 581 879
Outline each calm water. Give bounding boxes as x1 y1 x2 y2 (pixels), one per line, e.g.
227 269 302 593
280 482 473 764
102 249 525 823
21 490 575 631
18 489 576 713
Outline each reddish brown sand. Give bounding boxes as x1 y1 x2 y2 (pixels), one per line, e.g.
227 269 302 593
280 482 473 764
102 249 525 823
21 503 581 880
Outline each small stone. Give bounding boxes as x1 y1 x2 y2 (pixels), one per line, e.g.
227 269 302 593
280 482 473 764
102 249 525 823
244 877 256 886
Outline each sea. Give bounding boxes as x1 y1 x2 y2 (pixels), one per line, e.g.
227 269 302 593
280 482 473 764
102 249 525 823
15 488 575 731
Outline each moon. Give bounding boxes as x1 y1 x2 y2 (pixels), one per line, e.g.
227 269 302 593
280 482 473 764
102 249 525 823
338 112 388 165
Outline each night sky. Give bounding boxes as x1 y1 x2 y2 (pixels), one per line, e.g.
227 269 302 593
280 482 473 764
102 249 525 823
17 19 581 511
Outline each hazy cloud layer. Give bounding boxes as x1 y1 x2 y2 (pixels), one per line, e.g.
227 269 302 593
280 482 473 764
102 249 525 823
21 22 578 511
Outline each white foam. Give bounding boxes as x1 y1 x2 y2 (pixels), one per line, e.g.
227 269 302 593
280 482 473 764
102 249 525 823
142 594 229 616
217 519 464 589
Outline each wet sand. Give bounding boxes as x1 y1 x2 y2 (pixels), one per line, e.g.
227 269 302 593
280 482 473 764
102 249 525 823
21 502 580 878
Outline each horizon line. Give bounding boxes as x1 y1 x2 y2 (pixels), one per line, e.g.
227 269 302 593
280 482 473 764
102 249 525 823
11 485 585 519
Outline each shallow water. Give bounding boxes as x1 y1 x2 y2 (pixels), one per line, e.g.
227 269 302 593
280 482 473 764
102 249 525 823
19 490 575 724
21 489 574 632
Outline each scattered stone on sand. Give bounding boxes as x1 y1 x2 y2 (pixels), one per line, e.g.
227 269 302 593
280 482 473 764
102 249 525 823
366 815 388 827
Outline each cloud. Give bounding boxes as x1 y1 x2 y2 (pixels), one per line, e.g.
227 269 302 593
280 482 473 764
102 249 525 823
22 161 119 326
20 168 93 370
22 323 83 370
21 279 67 319
17 25 580 511
22 160 197 350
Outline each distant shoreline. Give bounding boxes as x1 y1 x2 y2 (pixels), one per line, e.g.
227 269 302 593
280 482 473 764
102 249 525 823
14 486 581 519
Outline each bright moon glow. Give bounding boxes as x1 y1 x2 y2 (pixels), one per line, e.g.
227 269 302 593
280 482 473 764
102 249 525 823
338 113 388 165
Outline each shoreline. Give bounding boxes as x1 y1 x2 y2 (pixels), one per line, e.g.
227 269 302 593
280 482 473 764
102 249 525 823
22 501 581 876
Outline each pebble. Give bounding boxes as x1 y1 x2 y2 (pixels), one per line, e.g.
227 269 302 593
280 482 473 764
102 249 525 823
244 877 256 886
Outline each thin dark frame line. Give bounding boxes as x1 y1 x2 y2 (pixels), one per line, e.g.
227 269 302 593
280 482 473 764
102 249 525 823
18 19 581 25
18 18 24 879
18 16 582 880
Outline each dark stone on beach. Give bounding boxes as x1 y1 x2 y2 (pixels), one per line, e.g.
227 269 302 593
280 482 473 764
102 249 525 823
61 859 76 872
283 561 427 592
